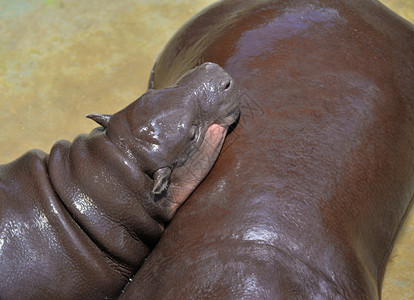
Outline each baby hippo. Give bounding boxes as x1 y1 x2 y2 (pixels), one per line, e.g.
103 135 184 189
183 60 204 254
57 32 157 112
0 62 240 299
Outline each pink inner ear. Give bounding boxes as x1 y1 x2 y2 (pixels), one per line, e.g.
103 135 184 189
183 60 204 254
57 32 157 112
161 124 228 218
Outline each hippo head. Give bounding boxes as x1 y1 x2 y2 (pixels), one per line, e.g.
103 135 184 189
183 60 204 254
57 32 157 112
87 63 240 218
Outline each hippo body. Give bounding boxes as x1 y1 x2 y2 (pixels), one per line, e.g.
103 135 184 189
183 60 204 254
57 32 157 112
120 0 414 299
0 63 240 299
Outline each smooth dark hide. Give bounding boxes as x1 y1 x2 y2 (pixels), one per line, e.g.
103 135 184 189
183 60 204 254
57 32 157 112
0 63 240 299
120 0 414 299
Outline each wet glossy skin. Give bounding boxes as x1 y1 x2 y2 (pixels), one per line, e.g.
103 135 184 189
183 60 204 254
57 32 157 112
120 0 414 299
0 63 240 299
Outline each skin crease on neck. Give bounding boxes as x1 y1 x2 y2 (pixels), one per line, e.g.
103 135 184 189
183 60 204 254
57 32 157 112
0 0 413 298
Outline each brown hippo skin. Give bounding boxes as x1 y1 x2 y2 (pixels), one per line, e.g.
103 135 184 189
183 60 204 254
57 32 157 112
0 63 240 299
119 0 414 299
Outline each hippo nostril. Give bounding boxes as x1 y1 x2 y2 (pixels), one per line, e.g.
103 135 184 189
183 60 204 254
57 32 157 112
222 78 232 91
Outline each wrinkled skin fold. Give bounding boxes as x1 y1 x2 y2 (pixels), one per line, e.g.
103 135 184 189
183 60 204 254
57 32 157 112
120 0 414 299
0 62 240 299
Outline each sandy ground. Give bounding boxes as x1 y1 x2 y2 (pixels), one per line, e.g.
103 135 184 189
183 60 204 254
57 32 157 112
0 0 413 298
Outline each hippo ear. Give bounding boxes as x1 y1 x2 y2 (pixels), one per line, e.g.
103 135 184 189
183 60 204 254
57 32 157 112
86 114 112 128
152 167 171 194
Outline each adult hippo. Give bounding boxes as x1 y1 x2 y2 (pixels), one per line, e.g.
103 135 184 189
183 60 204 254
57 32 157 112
0 63 240 299
120 0 414 299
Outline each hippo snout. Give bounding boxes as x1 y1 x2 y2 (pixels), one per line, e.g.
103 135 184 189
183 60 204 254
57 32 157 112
175 62 241 127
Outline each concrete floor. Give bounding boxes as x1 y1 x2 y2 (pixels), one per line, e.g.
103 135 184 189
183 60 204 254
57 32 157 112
0 0 413 298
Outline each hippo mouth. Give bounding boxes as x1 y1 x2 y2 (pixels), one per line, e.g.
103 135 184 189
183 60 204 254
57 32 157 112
220 106 240 127
151 103 240 206
152 123 230 219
